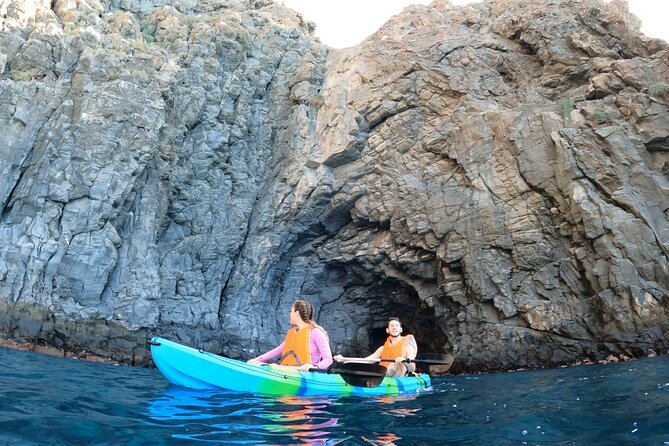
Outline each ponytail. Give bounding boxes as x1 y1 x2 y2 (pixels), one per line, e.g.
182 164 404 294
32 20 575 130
293 300 328 338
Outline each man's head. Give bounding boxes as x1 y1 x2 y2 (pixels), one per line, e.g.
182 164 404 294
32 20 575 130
386 317 402 338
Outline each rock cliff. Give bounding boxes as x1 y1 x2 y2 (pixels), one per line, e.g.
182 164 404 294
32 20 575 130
0 0 668 371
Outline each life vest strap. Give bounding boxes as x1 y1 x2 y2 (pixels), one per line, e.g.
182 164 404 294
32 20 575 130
278 349 303 366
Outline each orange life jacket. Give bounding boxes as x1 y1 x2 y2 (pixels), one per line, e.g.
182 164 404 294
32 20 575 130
380 335 413 367
280 326 311 366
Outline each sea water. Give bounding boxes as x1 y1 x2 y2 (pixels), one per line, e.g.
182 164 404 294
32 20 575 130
1 346 668 445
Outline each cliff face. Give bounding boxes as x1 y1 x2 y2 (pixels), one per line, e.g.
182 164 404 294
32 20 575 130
0 0 667 371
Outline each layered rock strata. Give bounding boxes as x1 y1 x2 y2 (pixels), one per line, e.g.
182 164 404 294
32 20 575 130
0 0 667 371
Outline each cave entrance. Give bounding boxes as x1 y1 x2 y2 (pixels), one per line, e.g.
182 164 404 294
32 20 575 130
360 278 448 356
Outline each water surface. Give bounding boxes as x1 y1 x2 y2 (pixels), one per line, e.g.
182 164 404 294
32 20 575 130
1 346 668 445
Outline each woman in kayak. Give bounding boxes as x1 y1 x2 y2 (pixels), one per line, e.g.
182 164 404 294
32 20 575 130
247 300 333 371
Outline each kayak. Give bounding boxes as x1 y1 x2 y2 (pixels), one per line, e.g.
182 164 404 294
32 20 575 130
149 336 432 397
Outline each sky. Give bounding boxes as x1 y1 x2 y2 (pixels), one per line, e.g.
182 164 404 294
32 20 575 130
281 0 669 49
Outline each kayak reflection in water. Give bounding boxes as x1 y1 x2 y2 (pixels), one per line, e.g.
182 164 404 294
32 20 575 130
145 389 345 444
334 317 417 377
259 396 342 445
247 300 333 372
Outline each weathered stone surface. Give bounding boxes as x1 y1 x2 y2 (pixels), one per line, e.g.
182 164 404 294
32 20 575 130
0 0 668 372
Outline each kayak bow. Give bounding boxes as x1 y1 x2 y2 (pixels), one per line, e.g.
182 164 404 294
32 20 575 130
149 336 431 397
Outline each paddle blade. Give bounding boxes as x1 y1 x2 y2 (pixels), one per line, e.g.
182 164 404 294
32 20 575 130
329 362 387 387
414 353 455 374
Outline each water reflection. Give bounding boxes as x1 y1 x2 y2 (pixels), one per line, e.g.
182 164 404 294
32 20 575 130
361 432 402 445
145 387 347 444
256 396 341 444
372 394 423 419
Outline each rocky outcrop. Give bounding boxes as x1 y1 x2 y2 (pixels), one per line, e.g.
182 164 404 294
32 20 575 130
0 0 667 371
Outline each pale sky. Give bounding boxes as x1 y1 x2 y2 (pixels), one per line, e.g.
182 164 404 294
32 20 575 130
281 0 668 49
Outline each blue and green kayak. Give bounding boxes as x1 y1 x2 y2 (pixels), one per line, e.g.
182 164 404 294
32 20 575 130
150 336 431 397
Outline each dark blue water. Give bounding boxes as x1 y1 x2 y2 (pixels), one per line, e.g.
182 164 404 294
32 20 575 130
1 347 668 445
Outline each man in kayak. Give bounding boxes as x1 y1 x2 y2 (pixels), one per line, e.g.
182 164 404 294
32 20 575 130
334 317 417 376
247 300 333 371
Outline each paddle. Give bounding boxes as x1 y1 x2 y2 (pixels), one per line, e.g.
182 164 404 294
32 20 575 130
328 361 388 387
335 352 453 366
332 353 454 385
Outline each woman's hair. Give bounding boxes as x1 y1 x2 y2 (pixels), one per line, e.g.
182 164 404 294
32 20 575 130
292 300 328 337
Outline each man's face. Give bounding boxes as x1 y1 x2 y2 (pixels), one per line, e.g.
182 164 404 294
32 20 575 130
387 320 402 337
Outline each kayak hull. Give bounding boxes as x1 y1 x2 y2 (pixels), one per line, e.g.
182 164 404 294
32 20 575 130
150 336 431 397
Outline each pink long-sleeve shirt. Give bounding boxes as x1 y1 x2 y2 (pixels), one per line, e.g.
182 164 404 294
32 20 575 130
256 327 333 370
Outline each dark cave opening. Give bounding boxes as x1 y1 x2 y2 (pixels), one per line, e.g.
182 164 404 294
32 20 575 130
337 273 449 357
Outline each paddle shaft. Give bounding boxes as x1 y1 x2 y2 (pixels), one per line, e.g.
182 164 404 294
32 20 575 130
336 355 452 365
336 356 411 364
